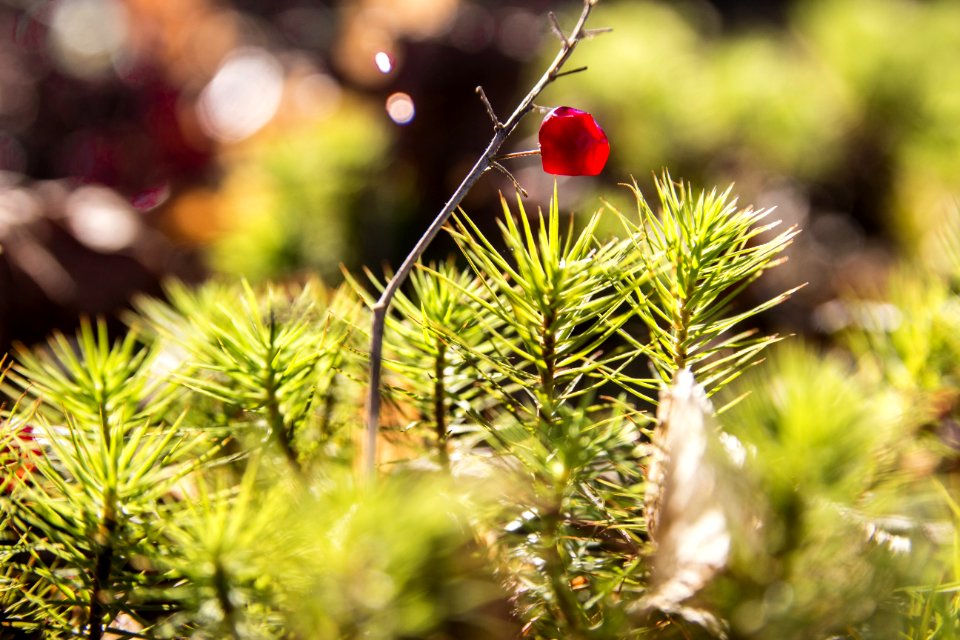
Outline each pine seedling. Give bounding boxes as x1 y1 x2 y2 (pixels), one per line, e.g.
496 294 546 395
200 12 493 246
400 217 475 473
611 173 800 397
443 191 648 637
448 189 639 419
6 413 210 638
899 482 960 640
7 320 179 428
840 268 960 395
348 262 502 466
1 323 216 638
831 254 960 638
156 461 295 639
136 279 361 473
834 233 960 479
707 344 941 639
247 471 513 639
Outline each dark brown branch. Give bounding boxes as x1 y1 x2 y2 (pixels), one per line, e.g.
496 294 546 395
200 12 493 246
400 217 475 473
88 500 118 640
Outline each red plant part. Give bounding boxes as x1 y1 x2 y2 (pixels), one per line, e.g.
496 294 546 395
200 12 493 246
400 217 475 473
1 424 41 493
538 106 610 176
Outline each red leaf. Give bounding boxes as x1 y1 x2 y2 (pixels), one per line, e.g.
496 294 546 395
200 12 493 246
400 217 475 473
538 106 610 176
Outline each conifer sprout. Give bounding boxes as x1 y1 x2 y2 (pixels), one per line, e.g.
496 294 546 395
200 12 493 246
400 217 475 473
347 261 503 467
608 173 802 398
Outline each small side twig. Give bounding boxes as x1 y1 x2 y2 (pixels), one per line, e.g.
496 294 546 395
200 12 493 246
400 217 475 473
363 0 606 477
552 65 588 79
548 12 569 45
489 162 529 198
475 86 503 130
494 149 541 161
582 27 613 39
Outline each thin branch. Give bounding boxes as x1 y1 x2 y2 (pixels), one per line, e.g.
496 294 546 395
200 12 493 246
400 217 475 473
475 86 503 130
489 161 529 198
548 12 569 45
363 0 606 477
552 65 588 79
495 149 541 160
582 27 613 39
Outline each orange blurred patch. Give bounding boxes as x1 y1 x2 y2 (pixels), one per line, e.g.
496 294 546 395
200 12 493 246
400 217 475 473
124 0 240 85
162 187 225 244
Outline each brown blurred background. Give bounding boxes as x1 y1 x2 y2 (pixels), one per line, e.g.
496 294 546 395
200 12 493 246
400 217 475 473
1 0 959 352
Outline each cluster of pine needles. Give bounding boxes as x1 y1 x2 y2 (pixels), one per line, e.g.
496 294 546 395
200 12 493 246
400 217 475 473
0 174 957 639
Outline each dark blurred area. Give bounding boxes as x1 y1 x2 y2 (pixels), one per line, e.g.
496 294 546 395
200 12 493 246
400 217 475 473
0 0 563 350
2 0 959 352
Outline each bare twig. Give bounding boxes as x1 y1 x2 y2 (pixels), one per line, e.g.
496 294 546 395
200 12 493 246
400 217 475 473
475 86 503 130
582 27 613 39
548 12 569 45
489 161 529 198
552 65 588 79
494 149 541 160
363 0 605 477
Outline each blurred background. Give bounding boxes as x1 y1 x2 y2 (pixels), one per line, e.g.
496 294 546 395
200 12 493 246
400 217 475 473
1 0 959 351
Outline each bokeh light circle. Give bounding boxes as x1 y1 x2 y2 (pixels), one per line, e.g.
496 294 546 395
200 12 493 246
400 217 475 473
385 92 415 125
